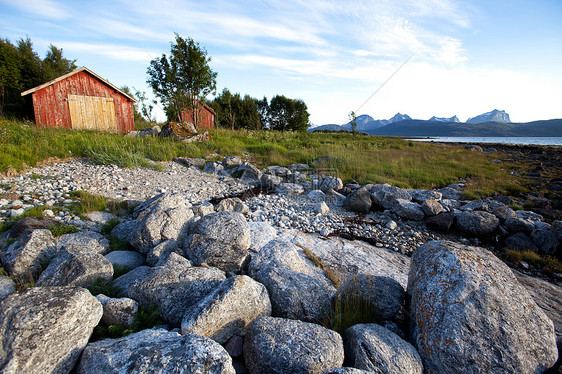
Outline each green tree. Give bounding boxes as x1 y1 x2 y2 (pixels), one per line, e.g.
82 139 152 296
349 111 357 134
147 33 217 125
268 95 310 132
211 89 261 130
42 44 77 81
255 96 269 129
0 38 21 116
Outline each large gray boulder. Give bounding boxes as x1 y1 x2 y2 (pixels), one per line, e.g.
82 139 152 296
181 275 271 344
409 190 442 203
254 267 335 322
276 182 304 195
455 211 499 236
504 232 539 252
248 221 278 252
76 329 235 374
420 200 444 217
321 369 370 374
370 184 411 210
0 287 102 374
111 220 139 241
232 162 262 183
184 211 251 273
248 238 310 277
216 197 249 214
36 245 114 287
146 239 181 266
334 274 405 322
391 199 425 221
343 188 372 213
57 230 109 254
344 324 423 374
244 316 344 374
0 228 57 277
491 205 517 222
504 216 535 234
292 232 411 290
96 294 138 327
114 264 226 327
317 176 343 193
408 240 558 373
128 193 194 253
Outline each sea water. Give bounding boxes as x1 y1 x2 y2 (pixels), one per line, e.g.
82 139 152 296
406 137 562 146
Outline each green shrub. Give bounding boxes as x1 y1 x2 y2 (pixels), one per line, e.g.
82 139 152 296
90 305 163 342
322 277 380 334
49 223 79 237
113 264 132 278
87 278 123 298
101 218 120 235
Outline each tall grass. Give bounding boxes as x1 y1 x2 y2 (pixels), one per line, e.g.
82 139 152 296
0 119 529 196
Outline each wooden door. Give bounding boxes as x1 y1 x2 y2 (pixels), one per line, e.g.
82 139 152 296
68 94 116 131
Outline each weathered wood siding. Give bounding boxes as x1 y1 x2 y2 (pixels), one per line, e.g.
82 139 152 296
30 71 134 133
181 105 215 130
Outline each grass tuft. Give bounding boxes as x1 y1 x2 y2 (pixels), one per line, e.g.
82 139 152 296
49 223 79 237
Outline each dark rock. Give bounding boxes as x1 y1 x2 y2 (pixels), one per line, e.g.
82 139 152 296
2 216 57 238
455 211 499 236
426 213 455 233
504 217 535 234
409 240 558 374
244 316 344 374
392 199 425 221
530 229 559 255
504 232 539 253
343 188 372 213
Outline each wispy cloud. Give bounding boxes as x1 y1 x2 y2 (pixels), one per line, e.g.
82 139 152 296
1 0 69 20
59 41 159 63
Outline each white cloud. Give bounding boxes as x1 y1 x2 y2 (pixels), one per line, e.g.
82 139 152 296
59 42 159 63
1 0 69 20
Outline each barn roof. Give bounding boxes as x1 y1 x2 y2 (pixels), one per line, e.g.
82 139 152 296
21 67 137 102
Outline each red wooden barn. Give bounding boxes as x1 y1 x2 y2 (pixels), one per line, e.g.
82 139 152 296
21 67 137 133
181 102 215 130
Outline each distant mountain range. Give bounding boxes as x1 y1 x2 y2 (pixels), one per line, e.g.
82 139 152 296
309 109 562 137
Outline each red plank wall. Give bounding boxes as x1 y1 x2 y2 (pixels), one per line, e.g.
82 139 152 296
31 71 134 133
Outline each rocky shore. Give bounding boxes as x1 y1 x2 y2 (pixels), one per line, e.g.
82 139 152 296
0 146 561 373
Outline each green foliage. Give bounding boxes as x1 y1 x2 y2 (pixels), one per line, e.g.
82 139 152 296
101 218 120 235
0 266 7 276
91 305 163 341
268 95 310 132
211 88 261 130
69 191 107 217
87 278 123 298
0 37 76 118
107 235 134 253
323 278 380 334
147 33 217 123
504 250 562 275
49 223 79 237
113 264 133 278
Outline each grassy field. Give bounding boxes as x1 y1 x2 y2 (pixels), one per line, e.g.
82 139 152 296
0 118 530 198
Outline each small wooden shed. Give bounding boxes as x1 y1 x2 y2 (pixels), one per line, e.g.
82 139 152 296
21 67 136 133
181 102 215 130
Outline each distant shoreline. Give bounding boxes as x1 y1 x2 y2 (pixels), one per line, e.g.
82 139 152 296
405 136 562 147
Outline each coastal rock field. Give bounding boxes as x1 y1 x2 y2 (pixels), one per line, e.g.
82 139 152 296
0 147 561 373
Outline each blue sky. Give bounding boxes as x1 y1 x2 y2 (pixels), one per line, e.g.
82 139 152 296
1 0 561 125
